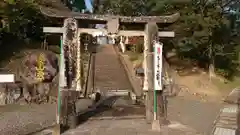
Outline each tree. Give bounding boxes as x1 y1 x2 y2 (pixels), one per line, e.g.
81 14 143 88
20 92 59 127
175 0 240 79
0 0 48 42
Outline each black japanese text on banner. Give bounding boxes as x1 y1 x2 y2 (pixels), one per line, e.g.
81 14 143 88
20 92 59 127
154 42 163 91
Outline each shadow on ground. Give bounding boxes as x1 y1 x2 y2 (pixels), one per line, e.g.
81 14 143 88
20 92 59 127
77 96 120 123
60 96 120 133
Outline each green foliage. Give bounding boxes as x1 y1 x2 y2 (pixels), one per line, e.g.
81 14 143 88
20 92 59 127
128 52 139 62
135 40 144 54
0 0 47 42
94 0 178 15
173 0 240 78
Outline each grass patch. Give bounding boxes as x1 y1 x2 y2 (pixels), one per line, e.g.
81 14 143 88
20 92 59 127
125 51 144 69
126 51 142 62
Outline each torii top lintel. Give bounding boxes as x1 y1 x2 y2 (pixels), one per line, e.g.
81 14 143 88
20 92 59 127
39 0 180 24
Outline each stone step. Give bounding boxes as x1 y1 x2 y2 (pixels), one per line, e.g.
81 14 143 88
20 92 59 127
211 104 238 135
93 45 132 92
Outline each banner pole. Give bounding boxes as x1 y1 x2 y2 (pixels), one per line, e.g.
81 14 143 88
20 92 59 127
57 36 63 124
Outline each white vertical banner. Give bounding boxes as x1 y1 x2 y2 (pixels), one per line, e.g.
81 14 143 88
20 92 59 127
154 42 163 91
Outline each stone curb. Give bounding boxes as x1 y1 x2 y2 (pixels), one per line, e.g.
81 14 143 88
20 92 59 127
224 87 240 104
210 88 239 135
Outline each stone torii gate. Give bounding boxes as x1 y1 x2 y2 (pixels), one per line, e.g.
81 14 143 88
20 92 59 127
40 1 179 129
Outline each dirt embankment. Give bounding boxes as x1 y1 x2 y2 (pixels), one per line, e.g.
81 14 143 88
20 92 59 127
126 50 230 102
165 52 231 102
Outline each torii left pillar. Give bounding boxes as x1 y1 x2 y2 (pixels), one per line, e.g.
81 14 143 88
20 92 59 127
43 18 82 128
43 18 82 92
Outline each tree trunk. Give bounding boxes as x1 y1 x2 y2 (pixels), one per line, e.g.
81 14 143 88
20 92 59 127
209 62 215 80
209 42 215 81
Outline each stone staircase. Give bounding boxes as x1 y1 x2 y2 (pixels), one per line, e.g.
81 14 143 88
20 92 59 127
80 44 145 120
93 45 132 92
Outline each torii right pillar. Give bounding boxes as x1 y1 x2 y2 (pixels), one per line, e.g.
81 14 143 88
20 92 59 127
143 22 169 131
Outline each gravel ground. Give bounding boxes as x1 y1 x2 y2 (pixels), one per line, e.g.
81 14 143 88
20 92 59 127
0 103 56 135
